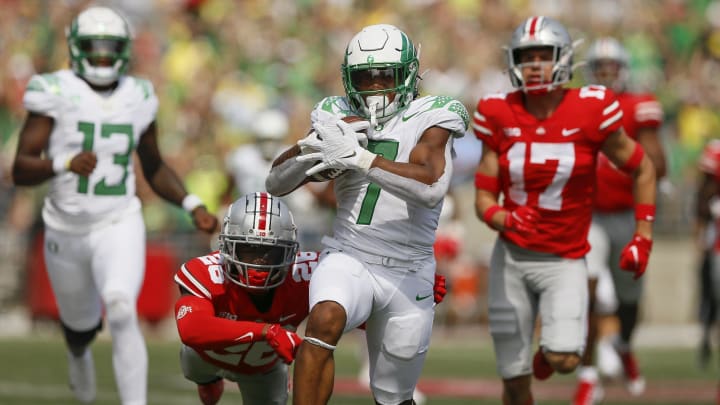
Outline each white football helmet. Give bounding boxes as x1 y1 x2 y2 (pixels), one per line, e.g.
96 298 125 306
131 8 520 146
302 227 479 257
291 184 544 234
251 109 289 161
342 24 419 125
67 7 132 87
506 16 576 93
219 192 299 291
585 37 630 92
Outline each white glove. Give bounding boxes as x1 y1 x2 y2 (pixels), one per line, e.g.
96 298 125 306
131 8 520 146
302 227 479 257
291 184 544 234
297 130 323 155
297 119 369 154
297 119 376 175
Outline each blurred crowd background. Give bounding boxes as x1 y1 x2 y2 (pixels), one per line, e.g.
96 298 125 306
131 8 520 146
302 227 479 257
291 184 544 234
0 0 717 331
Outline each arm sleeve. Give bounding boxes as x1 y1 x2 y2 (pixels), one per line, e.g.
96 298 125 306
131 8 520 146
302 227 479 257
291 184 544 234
365 143 453 208
265 156 316 196
175 294 268 350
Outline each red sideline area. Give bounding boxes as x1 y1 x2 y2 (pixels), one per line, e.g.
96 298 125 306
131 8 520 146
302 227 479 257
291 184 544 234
333 377 717 402
26 231 178 324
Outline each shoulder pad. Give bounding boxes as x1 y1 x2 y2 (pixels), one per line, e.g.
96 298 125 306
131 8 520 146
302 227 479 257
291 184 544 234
314 96 354 116
132 77 155 100
174 253 225 298
290 251 318 284
23 73 63 115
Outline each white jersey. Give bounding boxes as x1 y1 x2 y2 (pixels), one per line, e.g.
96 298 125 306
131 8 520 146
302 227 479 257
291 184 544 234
311 95 469 260
24 69 158 233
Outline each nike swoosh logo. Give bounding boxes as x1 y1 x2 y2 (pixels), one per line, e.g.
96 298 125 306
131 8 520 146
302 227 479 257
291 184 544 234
279 313 297 322
402 99 436 121
415 293 433 301
629 246 639 264
402 111 421 121
561 128 580 136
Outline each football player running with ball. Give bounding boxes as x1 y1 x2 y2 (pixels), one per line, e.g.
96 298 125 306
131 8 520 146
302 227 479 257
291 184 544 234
266 24 468 405
11 7 217 405
471 16 657 405
174 192 447 405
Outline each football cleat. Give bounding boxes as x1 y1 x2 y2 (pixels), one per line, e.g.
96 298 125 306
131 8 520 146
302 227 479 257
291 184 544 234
573 379 604 405
532 349 554 380
413 388 427 405
67 350 96 403
618 350 646 395
197 378 224 405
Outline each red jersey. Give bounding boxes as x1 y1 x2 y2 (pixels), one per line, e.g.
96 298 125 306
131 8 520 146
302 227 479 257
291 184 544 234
699 139 720 180
174 250 317 374
473 86 623 258
594 92 663 211
699 140 720 251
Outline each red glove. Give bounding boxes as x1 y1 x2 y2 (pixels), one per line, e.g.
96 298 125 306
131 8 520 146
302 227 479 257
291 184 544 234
504 206 540 235
433 273 447 304
265 324 303 364
619 234 653 279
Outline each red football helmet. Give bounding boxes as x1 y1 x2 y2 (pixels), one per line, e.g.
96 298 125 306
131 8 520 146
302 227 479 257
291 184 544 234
219 192 299 291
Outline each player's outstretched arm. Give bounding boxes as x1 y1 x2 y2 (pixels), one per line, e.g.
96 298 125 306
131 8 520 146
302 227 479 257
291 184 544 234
136 121 217 233
265 144 315 196
175 293 301 362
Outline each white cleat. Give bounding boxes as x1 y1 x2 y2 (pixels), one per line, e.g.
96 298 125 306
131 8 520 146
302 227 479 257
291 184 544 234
68 350 96 403
625 375 646 396
413 388 427 405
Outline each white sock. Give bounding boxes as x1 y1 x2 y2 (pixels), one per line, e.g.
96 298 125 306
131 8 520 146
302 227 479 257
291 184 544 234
578 366 598 382
107 297 147 405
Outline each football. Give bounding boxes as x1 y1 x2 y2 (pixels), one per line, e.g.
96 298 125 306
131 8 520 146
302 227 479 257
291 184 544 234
307 116 367 182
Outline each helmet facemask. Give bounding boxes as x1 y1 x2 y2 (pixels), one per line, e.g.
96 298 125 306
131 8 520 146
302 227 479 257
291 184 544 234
342 24 419 126
221 237 298 291
509 45 573 94
67 7 132 87
219 193 299 292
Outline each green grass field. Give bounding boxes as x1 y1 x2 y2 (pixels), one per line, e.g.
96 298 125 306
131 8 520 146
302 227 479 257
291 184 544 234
0 329 717 404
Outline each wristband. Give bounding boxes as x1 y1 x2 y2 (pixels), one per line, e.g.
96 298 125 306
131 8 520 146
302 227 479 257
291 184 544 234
482 205 504 226
635 204 656 222
182 194 204 213
619 142 645 174
474 172 500 194
52 153 73 174
356 148 377 173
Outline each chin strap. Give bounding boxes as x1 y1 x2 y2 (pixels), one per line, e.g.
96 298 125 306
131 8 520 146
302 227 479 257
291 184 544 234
366 95 385 128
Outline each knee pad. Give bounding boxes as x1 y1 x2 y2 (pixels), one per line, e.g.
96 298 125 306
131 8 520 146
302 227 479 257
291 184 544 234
488 303 519 336
105 293 137 329
62 320 102 354
381 312 432 361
